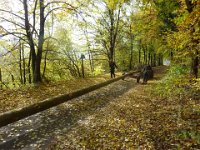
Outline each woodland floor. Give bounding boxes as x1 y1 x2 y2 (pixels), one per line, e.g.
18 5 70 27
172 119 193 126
0 66 200 149
0 74 113 113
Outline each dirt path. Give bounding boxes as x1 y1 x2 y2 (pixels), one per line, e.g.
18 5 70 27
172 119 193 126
0 66 180 150
0 72 139 149
48 66 172 150
0 66 199 150
48 66 199 150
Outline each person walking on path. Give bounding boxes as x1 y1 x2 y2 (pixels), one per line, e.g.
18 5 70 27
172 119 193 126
143 65 149 83
109 60 117 78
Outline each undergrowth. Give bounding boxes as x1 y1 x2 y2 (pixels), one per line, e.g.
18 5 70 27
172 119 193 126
152 65 200 149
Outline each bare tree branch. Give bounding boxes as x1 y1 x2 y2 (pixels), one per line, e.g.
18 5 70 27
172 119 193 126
0 40 20 57
44 36 58 42
32 0 38 34
0 9 25 20
44 6 75 21
0 17 25 29
44 1 76 9
1 31 26 38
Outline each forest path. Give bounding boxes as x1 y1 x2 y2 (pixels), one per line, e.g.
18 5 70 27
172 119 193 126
49 66 171 150
0 66 167 149
0 69 147 149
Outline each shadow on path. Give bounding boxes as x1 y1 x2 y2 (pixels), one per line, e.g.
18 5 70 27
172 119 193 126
0 78 137 149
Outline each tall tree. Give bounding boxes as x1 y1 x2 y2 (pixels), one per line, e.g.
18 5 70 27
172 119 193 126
0 0 76 83
184 0 199 78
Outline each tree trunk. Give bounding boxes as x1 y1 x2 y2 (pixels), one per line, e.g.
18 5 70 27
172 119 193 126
33 0 45 83
11 74 15 87
0 68 2 89
72 51 81 77
22 43 26 84
28 51 32 84
129 25 133 70
81 59 85 78
143 47 146 64
138 41 141 64
19 43 23 84
34 52 42 83
158 54 163 66
148 51 150 65
109 9 114 61
108 8 121 62
144 46 148 64
0 69 139 128
150 54 153 66
88 48 94 74
153 53 156 67
23 0 37 82
42 50 48 79
170 50 173 61
160 54 162 66
184 0 198 78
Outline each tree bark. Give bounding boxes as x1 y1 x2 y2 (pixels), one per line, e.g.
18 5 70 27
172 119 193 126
88 49 94 74
138 40 141 64
42 47 48 79
170 50 173 61
129 25 133 70
108 8 121 62
19 43 23 84
184 0 198 78
0 68 2 89
153 53 156 67
27 51 32 84
81 58 85 78
148 51 150 65
22 43 26 84
160 54 162 66
143 46 146 64
150 54 153 66
23 0 37 82
109 9 114 61
34 0 45 83
11 74 15 87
